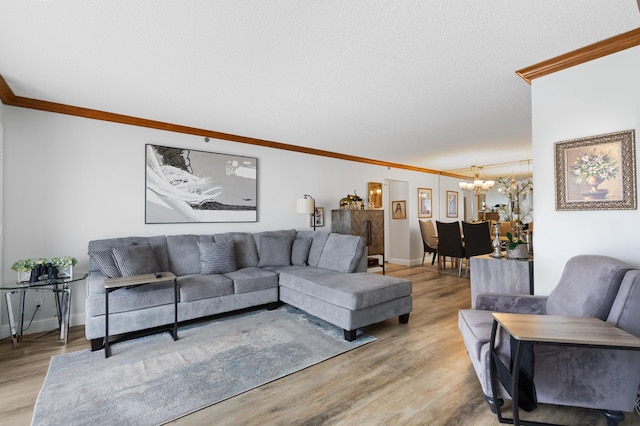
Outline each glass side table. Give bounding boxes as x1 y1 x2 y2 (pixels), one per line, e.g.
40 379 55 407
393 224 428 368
1 272 87 348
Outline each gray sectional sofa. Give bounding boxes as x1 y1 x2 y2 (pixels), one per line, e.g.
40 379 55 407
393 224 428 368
86 229 412 350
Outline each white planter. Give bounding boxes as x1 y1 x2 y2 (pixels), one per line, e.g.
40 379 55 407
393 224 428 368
17 265 73 283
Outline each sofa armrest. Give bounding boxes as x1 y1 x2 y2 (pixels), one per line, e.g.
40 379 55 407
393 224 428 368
475 293 548 314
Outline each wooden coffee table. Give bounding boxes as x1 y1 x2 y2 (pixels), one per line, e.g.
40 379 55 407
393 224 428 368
104 272 178 358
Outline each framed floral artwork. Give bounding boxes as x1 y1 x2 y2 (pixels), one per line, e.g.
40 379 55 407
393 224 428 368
418 188 432 218
554 130 636 211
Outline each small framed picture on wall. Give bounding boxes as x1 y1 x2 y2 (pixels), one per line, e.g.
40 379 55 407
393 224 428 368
446 191 458 218
392 200 406 219
312 207 325 227
418 188 432 218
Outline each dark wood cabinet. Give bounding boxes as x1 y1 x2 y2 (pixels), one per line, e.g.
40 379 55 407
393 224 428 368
331 209 384 273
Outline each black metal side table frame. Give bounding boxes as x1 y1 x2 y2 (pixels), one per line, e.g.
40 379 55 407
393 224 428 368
104 272 178 358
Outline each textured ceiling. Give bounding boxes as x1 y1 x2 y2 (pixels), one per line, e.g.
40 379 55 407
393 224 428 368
1 1 639 178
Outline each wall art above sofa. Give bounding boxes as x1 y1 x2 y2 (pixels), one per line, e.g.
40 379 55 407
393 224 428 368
145 144 258 223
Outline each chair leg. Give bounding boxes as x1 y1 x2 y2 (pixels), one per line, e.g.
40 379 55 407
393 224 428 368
601 410 625 426
431 251 436 265
422 252 425 267
484 395 503 414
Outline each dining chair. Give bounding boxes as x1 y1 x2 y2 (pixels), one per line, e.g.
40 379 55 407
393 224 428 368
461 221 493 277
418 219 438 266
435 221 465 276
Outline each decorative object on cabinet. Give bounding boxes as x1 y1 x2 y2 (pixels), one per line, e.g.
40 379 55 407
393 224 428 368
332 209 385 274
368 182 383 208
554 129 636 211
297 194 317 231
446 191 458 218
339 190 364 209
417 188 432 218
145 144 257 223
392 200 406 219
312 207 324 227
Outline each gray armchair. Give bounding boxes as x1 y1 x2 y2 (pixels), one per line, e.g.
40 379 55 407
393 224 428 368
458 255 640 425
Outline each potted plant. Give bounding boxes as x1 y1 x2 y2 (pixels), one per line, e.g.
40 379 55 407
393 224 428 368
12 256 78 283
506 232 529 259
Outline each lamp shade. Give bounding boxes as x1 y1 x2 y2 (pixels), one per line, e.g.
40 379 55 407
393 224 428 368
296 198 315 214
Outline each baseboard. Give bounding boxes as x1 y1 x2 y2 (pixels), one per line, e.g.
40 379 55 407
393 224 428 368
386 257 410 266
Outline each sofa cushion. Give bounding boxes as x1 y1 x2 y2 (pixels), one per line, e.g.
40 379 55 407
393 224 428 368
223 267 279 294
291 238 313 266
111 244 161 277
198 240 237 274
213 232 258 268
87 236 170 272
89 249 122 278
253 229 297 258
458 309 496 362
316 233 364 273
296 231 330 267
546 255 630 320
166 234 214 276
177 274 234 302
257 236 293 267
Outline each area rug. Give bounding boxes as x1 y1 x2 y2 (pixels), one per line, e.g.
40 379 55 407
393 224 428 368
31 305 375 425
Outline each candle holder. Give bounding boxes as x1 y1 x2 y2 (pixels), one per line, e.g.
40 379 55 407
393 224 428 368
491 223 502 258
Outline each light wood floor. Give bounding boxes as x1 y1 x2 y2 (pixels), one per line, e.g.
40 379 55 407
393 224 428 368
1 264 638 425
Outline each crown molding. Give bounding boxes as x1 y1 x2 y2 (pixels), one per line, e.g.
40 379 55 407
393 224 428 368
0 74 467 178
516 27 640 84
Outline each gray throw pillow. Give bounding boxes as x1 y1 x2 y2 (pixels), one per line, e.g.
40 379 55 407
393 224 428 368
258 236 294 267
198 240 237 274
89 249 122 278
111 244 161 277
291 238 313 266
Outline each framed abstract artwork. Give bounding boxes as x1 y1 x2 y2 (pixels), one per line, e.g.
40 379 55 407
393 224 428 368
446 191 458 218
554 130 636 211
417 188 432 218
145 144 257 223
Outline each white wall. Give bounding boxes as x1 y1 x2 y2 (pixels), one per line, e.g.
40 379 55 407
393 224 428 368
532 45 640 294
0 105 462 335
387 179 410 264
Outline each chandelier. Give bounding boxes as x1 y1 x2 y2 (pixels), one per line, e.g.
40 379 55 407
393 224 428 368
458 165 495 195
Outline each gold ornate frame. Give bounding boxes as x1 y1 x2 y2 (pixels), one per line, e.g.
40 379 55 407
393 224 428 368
554 130 636 211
